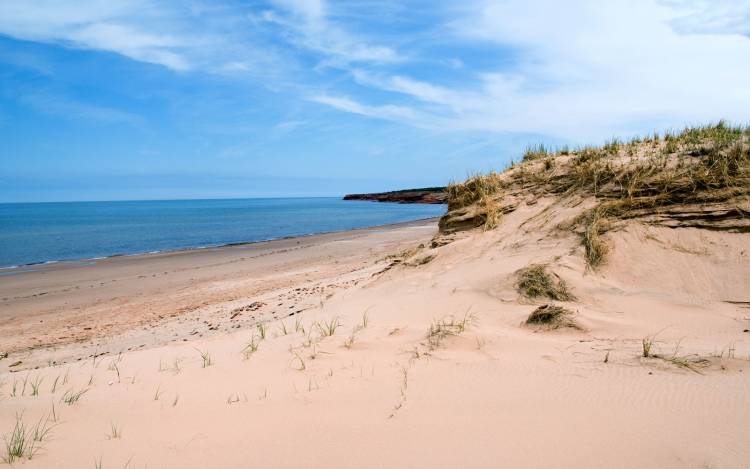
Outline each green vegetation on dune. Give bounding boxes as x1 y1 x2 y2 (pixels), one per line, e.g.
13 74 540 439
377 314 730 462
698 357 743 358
442 121 750 267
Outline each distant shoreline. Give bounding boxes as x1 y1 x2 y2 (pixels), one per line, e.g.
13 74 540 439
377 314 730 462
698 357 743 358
343 187 447 204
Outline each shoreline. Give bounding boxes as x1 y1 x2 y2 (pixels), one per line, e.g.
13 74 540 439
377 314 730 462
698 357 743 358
0 217 440 365
0 216 442 275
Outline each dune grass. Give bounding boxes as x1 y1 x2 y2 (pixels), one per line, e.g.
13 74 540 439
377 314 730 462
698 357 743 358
316 317 341 337
426 310 476 348
446 172 504 211
442 121 749 267
516 264 575 301
291 351 306 371
61 388 88 405
662 354 711 373
522 143 550 162
256 322 267 340
2 413 53 463
106 423 122 440
582 208 610 268
195 348 212 368
642 335 655 358
641 337 712 373
29 376 43 397
241 334 261 360
525 304 581 330
2 415 35 463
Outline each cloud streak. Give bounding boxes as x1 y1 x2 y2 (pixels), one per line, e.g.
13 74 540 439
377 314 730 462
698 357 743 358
264 0 403 66
1 0 749 143
18 91 145 126
310 0 750 141
0 0 192 70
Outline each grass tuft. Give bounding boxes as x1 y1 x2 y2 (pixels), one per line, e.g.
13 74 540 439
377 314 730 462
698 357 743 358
316 317 341 337
61 388 88 405
582 207 609 268
256 322 267 340
241 334 261 360
195 348 212 368
2 413 53 463
525 304 581 330
516 264 575 301
642 336 655 358
523 143 550 162
30 376 43 397
426 310 476 348
106 423 121 440
445 172 503 211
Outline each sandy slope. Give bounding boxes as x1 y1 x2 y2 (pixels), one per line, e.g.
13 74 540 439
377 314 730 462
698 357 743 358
1 201 749 468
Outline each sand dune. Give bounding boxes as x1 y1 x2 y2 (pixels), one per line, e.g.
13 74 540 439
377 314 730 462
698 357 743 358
2 125 750 468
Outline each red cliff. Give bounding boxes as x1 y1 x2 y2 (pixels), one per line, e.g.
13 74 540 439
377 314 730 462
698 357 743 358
343 187 447 204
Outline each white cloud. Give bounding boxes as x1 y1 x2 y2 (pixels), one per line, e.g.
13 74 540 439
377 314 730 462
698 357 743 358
316 0 750 141
267 0 402 65
0 0 292 77
0 0 192 71
667 0 750 35
309 94 431 126
450 0 750 138
3 0 749 143
69 22 190 71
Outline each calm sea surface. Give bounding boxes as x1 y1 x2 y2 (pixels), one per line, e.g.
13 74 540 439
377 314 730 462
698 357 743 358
0 198 445 268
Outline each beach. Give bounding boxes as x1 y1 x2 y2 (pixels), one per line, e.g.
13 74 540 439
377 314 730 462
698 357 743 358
1 183 749 467
0 218 439 369
3 2 749 466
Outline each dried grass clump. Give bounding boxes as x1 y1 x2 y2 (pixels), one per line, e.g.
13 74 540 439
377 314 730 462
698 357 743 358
516 264 575 301
697 141 749 188
582 207 610 268
663 354 711 373
481 196 502 230
446 172 504 211
556 121 749 204
525 304 581 330
570 149 617 194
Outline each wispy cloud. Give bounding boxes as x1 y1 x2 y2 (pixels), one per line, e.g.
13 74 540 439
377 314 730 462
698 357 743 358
2 0 749 144
668 0 750 35
309 94 434 128
18 91 144 126
303 0 750 141
0 0 289 75
263 0 403 66
0 0 192 70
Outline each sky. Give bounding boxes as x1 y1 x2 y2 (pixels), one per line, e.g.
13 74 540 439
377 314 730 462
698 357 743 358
1 0 749 202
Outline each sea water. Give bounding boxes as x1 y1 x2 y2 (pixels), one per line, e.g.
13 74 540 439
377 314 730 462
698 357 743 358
0 198 445 268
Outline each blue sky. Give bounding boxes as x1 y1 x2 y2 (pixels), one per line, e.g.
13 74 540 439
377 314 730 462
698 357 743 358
1 0 749 202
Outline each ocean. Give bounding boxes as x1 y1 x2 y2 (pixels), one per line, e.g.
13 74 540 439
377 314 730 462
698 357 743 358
0 198 445 268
